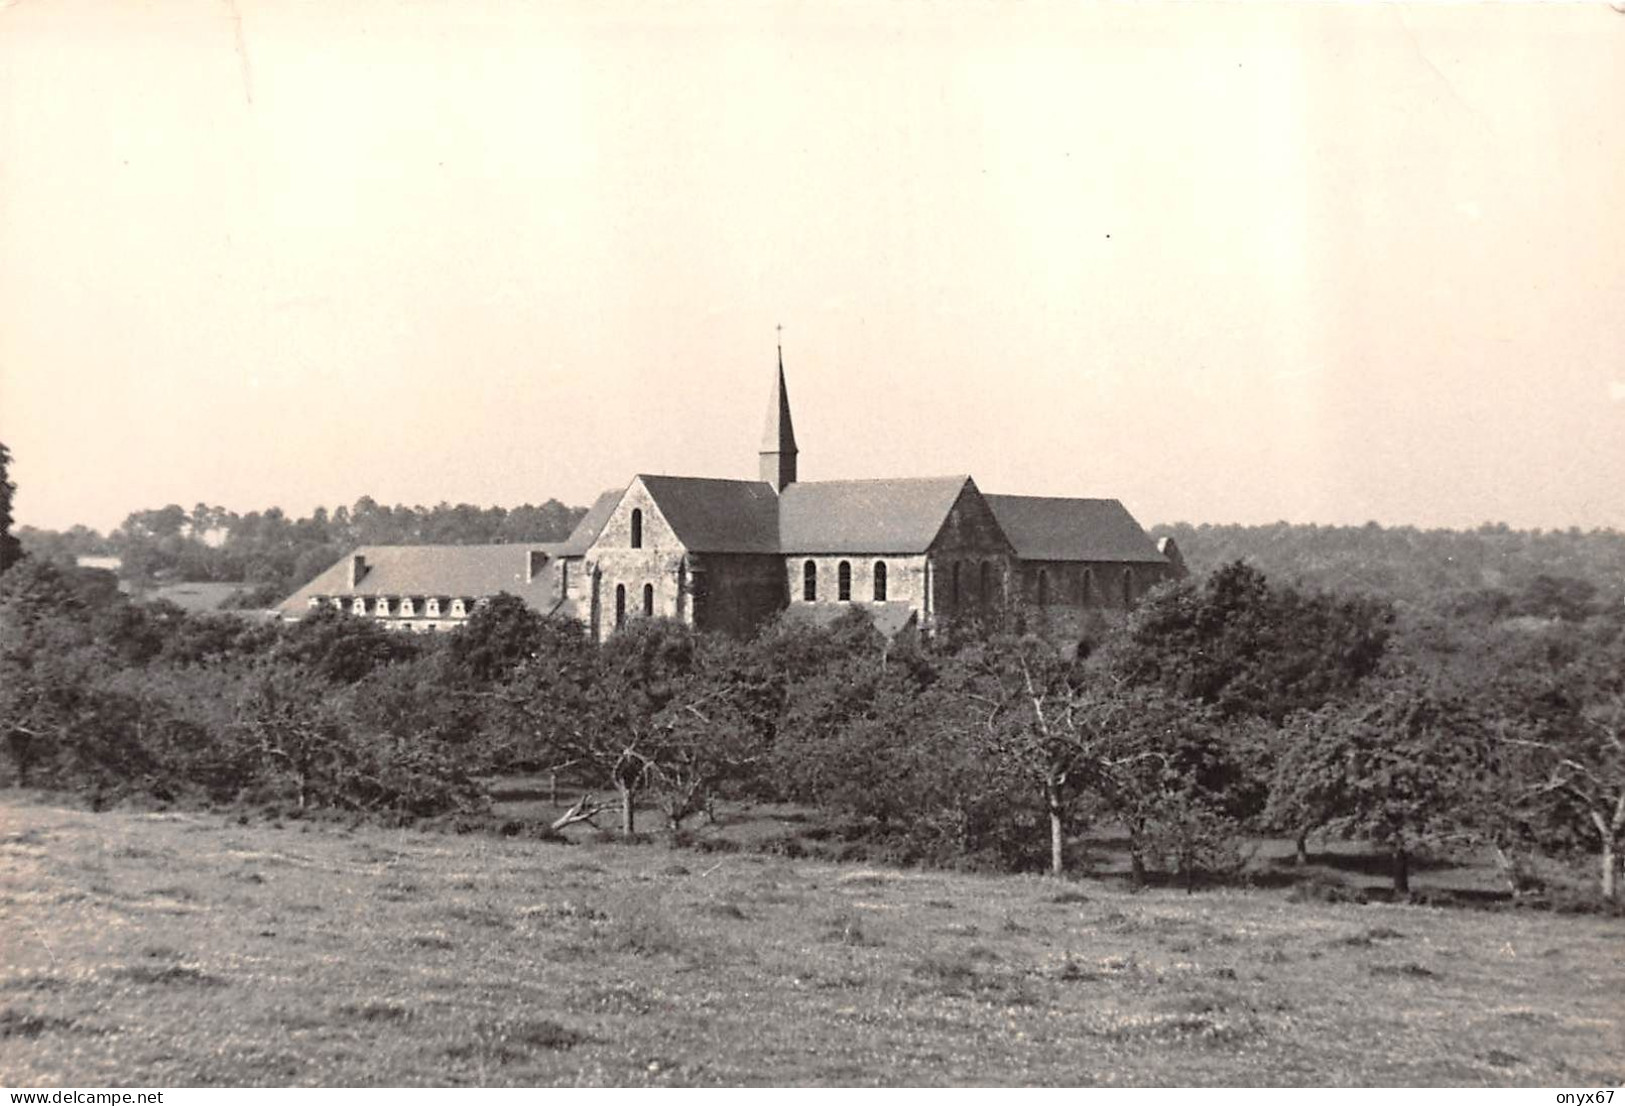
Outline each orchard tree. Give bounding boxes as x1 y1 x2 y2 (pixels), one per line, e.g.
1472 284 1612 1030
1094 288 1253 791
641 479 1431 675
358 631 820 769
1268 673 1494 894
1507 663 1625 902
942 635 1226 878
447 593 549 685
645 633 773 832
1112 561 1391 724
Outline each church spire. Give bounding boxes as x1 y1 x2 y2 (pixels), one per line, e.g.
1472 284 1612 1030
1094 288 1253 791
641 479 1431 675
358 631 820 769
758 339 798 492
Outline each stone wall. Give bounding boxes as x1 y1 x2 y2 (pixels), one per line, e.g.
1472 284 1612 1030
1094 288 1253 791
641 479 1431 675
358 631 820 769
578 481 689 640
692 553 786 637
925 480 1017 623
1007 559 1175 612
784 553 928 623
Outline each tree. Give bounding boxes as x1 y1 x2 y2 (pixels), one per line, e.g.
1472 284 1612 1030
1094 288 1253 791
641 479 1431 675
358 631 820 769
1505 659 1625 902
940 635 1092 876
1112 561 1392 726
645 634 772 832
447 593 548 685
271 604 418 685
0 443 21 575
939 635 1232 879
1268 673 1494 894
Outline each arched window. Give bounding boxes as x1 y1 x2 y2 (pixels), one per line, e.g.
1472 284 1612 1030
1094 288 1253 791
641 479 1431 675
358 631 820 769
951 562 961 606
838 561 852 601
615 584 627 628
642 583 654 617
1037 569 1049 606
979 561 991 603
803 560 817 602
630 509 643 549
873 561 888 602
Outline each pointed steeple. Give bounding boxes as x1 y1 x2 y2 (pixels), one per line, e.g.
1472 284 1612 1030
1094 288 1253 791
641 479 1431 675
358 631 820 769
758 344 799 492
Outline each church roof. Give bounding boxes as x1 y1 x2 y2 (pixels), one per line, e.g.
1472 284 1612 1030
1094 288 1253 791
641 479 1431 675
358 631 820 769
778 475 974 554
638 475 782 553
277 543 565 616
983 494 1168 563
558 488 624 556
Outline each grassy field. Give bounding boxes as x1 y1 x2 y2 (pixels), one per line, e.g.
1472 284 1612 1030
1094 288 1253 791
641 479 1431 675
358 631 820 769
1 794 1621 1087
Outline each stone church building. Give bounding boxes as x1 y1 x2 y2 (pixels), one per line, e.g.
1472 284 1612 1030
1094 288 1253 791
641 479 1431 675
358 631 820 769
279 356 1183 641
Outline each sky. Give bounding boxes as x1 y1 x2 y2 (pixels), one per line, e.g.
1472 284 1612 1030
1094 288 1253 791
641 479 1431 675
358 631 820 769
2 0 1622 535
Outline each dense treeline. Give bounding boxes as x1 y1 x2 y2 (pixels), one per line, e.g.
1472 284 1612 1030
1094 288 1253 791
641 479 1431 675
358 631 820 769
3 550 1620 904
16 496 588 606
1151 520 1625 611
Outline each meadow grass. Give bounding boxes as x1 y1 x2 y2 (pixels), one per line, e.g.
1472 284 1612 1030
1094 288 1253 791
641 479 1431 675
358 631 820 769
0 794 1620 1087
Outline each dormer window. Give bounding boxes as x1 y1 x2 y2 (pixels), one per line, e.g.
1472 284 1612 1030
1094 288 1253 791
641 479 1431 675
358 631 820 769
330 597 344 611
308 596 323 608
374 597 391 616
450 599 467 618
400 598 416 617
352 598 367 615
426 598 441 617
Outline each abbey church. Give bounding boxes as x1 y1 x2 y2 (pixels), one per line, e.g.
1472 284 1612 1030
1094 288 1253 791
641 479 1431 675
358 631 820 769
279 355 1184 641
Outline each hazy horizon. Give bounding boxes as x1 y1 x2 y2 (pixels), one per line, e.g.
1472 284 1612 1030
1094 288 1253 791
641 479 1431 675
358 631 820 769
3 1 1622 536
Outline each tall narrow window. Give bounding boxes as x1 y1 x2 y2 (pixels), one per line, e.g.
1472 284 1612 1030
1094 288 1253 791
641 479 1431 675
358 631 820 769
1122 569 1134 606
1037 569 1049 606
979 561 991 604
803 560 817 602
642 583 654 617
630 509 643 549
838 561 852 601
951 562 961 606
873 561 888 602
615 584 627 628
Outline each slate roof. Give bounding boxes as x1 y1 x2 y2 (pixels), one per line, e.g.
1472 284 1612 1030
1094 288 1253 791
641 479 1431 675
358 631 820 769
783 602 920 638
637 475 782 554
983 495 1167 563
277 544 566 617
778 476 974 554
558 488 624 556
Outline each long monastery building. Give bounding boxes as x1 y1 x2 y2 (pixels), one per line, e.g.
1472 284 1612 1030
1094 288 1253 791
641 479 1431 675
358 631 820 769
279 355 1184 642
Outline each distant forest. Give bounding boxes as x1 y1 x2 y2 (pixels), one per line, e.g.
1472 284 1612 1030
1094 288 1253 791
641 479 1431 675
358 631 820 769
1150 521 1625 614
16 500 1625 616
17 498 589 607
